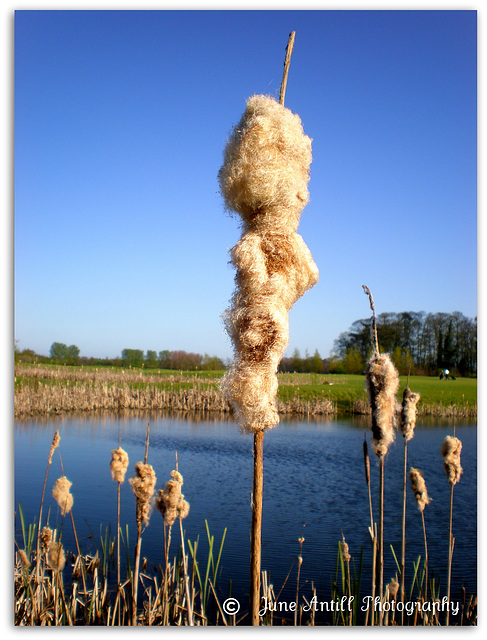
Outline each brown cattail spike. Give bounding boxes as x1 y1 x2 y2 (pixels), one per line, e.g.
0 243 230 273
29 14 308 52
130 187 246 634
47 430 61 464
52 475 73 516
365 352 399 457
129 462 157 527
400 387 420 442
219 95 319 432
441 435 463 485
47 541 66 573
409 467 431 512
110 446 129 483
40 526 53 553
387 576 400 601
156 469 190 527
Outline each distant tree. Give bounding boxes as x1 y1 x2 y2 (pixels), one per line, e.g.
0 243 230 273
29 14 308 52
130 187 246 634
49 342 79 364
145 350 158 368
343 346 364 374
291 348 302 372
50 342 68 361
333 310 476 376
66 345 80 365
392 346 414 376
121 349 144 367
311 349 323 373
158 350 171 368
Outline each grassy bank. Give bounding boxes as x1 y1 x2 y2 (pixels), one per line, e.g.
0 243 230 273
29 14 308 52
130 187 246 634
14 364 476 420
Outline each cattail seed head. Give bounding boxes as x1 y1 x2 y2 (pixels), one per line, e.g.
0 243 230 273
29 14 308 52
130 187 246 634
341 537 351 563
387 576 400 601
365 352 399 457
409 467 431 512
47 430 61 464
19 549 30 569
110 446 129 483
156 469 190 527
52 475 73 516
129 462 157 527
441 435 463 485
219 95 318 433
40 526 53 553
400 387 420 442
47 541 65 573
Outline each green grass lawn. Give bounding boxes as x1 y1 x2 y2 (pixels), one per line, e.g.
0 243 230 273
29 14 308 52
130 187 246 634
277 372 476 413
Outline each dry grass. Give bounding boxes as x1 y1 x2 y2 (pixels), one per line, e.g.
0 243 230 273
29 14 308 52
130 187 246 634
14 364 335 419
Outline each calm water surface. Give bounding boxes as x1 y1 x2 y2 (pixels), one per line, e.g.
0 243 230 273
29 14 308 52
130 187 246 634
15 412 477 619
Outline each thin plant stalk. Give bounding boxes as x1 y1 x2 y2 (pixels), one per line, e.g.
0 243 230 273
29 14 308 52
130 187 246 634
446 483 454 625
295 535 304 625
378 456 385 625
131 424 152 626
250 430 264 625
400 439 408 625
35 430 60 589
279 31 295 105
179 516 194 625
421 508 428 621
363 438 375 627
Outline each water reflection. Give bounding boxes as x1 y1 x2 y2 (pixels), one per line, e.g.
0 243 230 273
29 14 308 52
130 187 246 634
15 411 477 618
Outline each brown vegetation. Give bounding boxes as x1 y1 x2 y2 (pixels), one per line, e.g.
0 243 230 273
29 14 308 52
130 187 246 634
14 364 335 419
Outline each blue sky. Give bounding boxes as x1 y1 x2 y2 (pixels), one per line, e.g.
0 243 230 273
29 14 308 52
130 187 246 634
14 8 477 361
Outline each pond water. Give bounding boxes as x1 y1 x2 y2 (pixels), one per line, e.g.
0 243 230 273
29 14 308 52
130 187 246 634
14 411 476 622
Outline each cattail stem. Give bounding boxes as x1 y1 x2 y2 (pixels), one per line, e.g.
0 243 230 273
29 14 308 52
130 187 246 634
279 31 295 105
250 430 264 625
132 524 142 626
116 482 122 625
35 430 60 592
378 455 385 625
400 440 408 625
446 483 454 625
131 424 153 626
179 516 194 625
421 509 428 618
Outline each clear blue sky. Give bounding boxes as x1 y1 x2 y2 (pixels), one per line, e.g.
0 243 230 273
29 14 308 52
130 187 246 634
14 9 477 361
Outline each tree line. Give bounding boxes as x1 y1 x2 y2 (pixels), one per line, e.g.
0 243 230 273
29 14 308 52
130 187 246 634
14 309 477 377
14 343 225 371
333 311 477 376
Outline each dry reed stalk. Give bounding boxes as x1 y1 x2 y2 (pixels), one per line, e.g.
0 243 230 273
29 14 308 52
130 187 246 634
384 576 399 625
155 464 192 625
363 438 376 626
399 386 420 623
35 430 60 592
110 445 129 621
441 434 462 625
363 286 399 625
409 467 431 615
294 534 305 625
129 426 156 626
219 32 317 626
341 534 352 626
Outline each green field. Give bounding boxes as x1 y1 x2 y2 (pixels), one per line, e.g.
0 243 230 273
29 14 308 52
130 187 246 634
276 372 476 415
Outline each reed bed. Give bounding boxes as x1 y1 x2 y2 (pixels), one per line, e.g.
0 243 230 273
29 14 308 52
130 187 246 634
14 363 335 419
15 364 475 420
352 398 475 420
